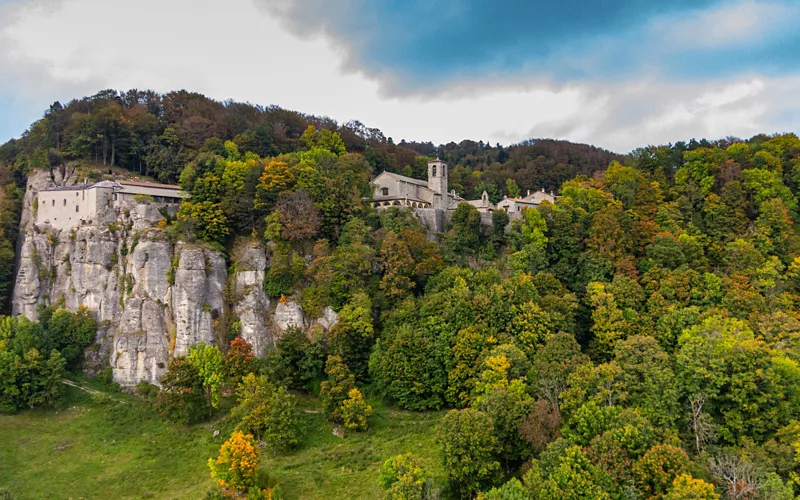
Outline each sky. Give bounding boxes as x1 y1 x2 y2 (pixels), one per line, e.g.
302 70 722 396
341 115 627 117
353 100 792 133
0 0 799 153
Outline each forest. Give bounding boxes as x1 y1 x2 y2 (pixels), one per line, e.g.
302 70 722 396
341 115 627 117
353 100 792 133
2 89 800 499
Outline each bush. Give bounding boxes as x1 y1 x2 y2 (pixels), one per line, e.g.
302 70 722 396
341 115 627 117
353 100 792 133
135 380 159 401
208 430 261 493
232 374 302 454
341 388 372 432
156 357 211 425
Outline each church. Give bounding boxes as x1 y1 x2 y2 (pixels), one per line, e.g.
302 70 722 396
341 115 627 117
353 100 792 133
371 159 483 211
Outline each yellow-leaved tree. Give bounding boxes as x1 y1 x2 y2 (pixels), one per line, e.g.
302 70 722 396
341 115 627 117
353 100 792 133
208 430 260 492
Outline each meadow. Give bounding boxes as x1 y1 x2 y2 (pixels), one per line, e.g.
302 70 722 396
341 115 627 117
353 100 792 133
0 380 445 499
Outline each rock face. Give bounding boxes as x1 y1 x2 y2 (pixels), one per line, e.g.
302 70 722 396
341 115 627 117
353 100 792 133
11 169 338 387
231 243 271 356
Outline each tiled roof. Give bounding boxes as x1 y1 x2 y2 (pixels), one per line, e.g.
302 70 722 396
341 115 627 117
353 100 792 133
378 171 429 187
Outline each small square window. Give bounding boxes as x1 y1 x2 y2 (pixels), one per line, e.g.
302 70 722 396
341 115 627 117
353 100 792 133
75 205 79 212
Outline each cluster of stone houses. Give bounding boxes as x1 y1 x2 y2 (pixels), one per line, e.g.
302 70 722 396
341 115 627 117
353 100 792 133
371 158 555 217
36 179 186 231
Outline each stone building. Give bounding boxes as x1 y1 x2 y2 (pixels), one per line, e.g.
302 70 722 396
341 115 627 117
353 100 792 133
371 159 496 212
37 179 186 231
496 188 556 216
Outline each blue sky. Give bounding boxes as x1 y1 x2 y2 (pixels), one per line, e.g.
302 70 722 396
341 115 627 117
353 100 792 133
1 0 799 152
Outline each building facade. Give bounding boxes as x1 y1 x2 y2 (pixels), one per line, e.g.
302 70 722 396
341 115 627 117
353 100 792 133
37 180 186 231
371 159 477 211
496 189 556 215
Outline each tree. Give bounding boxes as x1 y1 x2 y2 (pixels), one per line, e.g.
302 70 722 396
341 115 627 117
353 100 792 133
478 478 529 500
540 445 612 499
519 399 562 454
379 453 434 500
530 332 589 414
177 201 230 243
329 292 374 381
437 408 500 497
341 388 372 432
613 335 680 429
476 383 533 469
320 355 356 424
371 323 448 411
665 475 719 500
676 316 800 443
187 343 225 408
506 178 521 198
208 431 261 493
225 337 256 384
633 444 691 499
231 374 301 453
274 189 321 241
157 357 211 425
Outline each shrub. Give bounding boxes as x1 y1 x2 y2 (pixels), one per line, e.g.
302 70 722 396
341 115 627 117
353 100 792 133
341 388 372 432
232 374 302 453
208 431 261 492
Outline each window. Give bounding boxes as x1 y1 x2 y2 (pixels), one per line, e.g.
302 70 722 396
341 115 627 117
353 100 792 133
52 200 55 206
75 205 79 212
112 193 117 201
432 165 437 177
63 199 67 206
381 187 389 196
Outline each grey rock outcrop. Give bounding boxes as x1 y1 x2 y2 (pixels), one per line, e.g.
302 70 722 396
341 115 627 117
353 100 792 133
231 243 271 356
11 169 339 387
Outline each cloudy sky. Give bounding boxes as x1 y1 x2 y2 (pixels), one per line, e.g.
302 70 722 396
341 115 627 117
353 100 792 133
1 0 799 152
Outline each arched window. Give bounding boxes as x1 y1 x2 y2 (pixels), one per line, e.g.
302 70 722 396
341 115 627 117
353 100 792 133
432 165 437 177
381 187 389 196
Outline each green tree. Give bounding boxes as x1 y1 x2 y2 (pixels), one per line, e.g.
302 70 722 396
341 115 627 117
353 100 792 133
320 355 356 424
329 292 374 381
156 357 211 425
436 408 500 497
231 373 301 453
187 343 225 408
613 335 680 429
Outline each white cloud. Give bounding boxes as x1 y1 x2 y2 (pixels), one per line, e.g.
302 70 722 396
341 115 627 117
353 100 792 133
0 0 797 152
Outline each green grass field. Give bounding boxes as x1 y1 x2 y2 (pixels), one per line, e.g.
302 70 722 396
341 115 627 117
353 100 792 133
0 381 445 499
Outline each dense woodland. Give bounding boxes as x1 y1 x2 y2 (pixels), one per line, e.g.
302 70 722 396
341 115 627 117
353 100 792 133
3 89 800 499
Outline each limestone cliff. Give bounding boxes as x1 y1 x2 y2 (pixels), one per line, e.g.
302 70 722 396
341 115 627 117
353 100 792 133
12 169 337 387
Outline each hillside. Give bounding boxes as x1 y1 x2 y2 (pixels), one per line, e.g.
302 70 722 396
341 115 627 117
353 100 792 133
2 90 800 499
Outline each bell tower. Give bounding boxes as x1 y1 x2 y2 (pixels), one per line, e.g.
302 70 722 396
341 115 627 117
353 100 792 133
428 158 448 210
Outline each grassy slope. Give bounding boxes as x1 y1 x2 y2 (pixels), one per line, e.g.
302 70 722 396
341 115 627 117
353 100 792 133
0 383 444 500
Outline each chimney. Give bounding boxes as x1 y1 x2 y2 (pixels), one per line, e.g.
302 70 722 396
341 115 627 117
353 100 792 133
526 190 531 197
541 187 545 192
